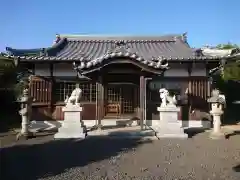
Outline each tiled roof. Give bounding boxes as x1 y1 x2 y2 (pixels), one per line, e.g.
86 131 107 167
5 34 224 70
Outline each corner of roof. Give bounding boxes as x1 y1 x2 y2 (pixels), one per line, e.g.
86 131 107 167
173 32 191 47
5 47 44 56
45 35 68 56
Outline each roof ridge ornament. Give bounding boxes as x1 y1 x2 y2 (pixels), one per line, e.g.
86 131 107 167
155 56 169 69
107 40 131 54
181 32 188 43
53 34 61 45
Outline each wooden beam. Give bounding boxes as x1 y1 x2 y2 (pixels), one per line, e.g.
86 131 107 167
187 62 193 76
50 63 54 115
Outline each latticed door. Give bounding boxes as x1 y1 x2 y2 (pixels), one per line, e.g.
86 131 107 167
105 85 121 116
105 84 137 117
121 85 135 114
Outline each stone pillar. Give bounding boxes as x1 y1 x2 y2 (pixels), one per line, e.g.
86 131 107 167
209 103 225 139
20 108 29 135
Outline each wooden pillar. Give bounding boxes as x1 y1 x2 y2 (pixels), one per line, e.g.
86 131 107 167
139 75 145 130
50 63 54 113
96 75 104 129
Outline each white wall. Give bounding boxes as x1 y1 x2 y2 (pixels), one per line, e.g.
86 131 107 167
164 63 207 77
34 63 77 77
53 63 77 77
34 62 207 78
164 64 189 77
34 64 50 76
190 63 207 76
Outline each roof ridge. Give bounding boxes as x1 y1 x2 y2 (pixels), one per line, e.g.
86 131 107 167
59 33 179 37
59 33 181 41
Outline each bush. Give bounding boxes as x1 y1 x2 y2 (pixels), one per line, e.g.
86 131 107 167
222 61 240 82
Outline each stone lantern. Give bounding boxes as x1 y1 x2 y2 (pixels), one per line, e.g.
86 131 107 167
16 88 34 140
207 89 226 139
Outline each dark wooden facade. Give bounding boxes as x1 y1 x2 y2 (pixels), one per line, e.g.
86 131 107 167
5 34 224 124
26 62 213 122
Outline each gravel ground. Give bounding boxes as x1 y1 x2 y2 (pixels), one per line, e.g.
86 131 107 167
0 131 240 180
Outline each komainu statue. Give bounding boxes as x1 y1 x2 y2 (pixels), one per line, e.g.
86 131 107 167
159 88 177 107
64 88 82 106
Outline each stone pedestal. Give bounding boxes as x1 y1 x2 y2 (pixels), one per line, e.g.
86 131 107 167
209 109 225 139
154 106 188 139
54 105 86 139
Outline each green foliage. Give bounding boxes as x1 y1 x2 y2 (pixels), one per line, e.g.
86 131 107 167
13 80 28 99
216 43 239 50
0 56 15 69
216 43 240 81
221 61 240 81
0 56 25 99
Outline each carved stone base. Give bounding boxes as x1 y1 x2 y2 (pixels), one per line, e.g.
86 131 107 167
16 131 35 141
155 123 188 139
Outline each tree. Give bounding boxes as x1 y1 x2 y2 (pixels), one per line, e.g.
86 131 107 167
216 43 239 50
0 55 16 88
222 60 240 82
217 43 240 82
213 43 240 110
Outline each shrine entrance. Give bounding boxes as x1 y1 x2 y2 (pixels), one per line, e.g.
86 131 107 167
104 83 139 118
102 69 140 119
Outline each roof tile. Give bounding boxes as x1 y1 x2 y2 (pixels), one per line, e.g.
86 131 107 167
5 34 226 69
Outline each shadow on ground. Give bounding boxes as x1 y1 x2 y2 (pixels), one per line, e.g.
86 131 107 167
226 131 240 139
0 118 20 135
0 135 152 180
233 164 240 172
184 128 207 138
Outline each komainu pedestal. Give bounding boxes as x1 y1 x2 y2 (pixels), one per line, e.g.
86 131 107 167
154 88 188 139
54 105 86 139
155 106 188 138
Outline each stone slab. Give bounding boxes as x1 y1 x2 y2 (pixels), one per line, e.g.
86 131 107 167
54 132 86 139
62 105 83 112
157 106 180 112
156 133 188 139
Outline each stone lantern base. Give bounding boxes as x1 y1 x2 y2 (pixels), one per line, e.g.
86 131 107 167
16 131 35 140
209 132 226 140
209 110 226 140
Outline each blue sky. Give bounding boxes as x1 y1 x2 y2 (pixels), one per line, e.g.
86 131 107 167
0 0 239 52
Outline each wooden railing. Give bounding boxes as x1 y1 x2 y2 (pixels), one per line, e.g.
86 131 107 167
188 78 211 120
29 76 52 104
188 78 210 100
